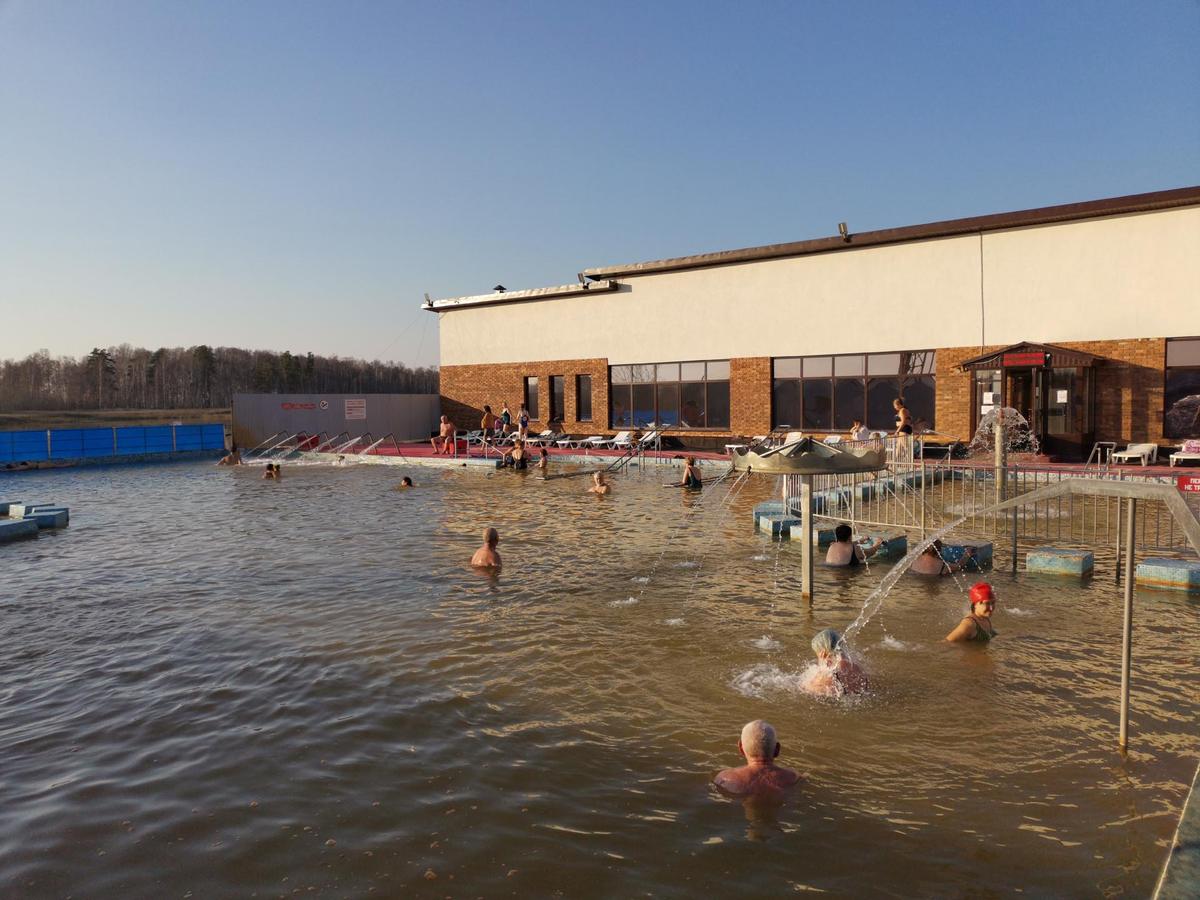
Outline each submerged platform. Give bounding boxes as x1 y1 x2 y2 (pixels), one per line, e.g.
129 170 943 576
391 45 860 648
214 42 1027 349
1 500 70 543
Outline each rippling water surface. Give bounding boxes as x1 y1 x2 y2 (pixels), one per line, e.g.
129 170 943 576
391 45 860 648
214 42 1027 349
2 459 1199 898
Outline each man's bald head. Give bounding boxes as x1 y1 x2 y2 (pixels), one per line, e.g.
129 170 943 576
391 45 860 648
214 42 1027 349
740 720 778 759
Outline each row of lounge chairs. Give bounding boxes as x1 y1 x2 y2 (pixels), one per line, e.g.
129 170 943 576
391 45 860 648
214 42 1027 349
453 428 667 452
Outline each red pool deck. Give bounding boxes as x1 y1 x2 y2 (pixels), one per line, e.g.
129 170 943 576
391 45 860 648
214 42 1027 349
345 442 1197 476
351 442 731 462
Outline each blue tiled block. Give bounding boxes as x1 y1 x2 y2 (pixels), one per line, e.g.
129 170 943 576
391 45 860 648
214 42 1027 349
1136 558 1200 593
1027 548 1094 577
941 539 993 568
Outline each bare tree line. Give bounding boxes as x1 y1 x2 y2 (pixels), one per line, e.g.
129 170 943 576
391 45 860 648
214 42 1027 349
0 345 439 411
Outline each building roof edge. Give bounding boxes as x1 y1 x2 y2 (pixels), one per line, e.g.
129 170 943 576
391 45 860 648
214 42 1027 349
582 185 1200 279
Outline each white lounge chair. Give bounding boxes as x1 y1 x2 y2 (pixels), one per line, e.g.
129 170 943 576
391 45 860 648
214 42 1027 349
823 434 843 445
1111 443 1158 466
559 435 607 449
725 435 767 454
526 430 564 447
609 431 634 449
1169 439 1200 467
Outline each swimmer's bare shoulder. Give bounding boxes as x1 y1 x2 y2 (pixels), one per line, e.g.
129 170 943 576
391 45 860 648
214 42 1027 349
714 765 802 795
471 548 501 568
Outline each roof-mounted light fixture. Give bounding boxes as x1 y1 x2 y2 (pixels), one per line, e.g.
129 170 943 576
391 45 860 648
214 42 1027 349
838 222 851 243
493 284 507 293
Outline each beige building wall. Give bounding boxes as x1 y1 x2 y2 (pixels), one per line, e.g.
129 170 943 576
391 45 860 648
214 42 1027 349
437 206 1200 366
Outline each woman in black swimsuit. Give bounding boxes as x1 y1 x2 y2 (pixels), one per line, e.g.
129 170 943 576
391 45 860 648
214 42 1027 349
893 398 913 436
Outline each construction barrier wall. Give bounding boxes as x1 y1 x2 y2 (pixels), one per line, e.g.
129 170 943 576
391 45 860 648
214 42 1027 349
0 424 226 464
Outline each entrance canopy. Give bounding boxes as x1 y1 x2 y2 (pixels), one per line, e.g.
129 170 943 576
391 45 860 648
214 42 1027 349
957 341 1107 371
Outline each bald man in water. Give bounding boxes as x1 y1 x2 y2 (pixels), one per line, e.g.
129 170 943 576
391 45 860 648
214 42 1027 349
714 720 802 795
471 527 502 568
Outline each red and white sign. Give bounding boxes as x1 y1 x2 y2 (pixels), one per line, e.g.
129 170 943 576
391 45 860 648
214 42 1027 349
1178 474 1200 493
1002 351 1047 367
345 399 367 420
282 402 316 410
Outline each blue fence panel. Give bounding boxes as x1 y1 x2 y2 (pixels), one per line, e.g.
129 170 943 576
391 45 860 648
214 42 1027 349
174 425 204 450
144 426 174 453
83 428 115 457
0 432 12 463
11 431 49 461
201 423 226 450
115 427 146 455
49 429 85 459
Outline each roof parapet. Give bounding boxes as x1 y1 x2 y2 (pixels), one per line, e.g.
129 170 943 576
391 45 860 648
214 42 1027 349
423 279 618 312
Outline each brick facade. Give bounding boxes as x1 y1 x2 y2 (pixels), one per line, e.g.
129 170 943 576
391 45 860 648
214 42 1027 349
441 340 1173 449
937 338 1168 445
730 357 772 437
439 358 609 435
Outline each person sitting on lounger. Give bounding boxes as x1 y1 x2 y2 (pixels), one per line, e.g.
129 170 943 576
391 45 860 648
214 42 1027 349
714 720 802 795
825 524 883 567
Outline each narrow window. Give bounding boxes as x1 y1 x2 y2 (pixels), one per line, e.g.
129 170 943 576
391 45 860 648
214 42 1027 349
576 375 593 421
524 376 539 420
550 375 564 422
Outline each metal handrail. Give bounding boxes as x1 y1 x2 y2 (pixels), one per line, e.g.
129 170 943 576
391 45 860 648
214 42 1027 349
245 431 288 457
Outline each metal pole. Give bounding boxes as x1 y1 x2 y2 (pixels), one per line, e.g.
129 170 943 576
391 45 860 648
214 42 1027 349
1119 497 1136 753
800 474 814 604
995 412 1006 507
1114 499 1122 585
1011 465 1019 574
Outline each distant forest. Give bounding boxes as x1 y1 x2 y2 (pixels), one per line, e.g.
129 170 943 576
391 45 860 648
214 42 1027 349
0 346 439 411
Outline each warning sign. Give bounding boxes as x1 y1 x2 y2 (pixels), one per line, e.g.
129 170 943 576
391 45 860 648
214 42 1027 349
345 399 366 420
1178 474 1200 493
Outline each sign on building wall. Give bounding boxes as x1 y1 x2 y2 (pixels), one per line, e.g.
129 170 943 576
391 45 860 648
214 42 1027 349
345 399 367 420
1002 352 1047 367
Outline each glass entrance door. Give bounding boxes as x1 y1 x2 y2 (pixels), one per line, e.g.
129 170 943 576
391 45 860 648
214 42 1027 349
1006 369 1041 437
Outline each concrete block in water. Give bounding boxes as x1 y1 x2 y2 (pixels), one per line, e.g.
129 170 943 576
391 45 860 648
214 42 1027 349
940 539 993 568
862 531 908 558
753 502 785 528
759 513 803 536
0 501 19 515
9 503 54 519
1027 548 1094 577
1136 558 1200 593
26 507 69 528
0 519 39 542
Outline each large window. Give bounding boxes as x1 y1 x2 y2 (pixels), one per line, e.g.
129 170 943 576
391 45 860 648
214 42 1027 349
576 375 592 421
549 375 564 422
772 351 936 432
524 376 539 420
1165 338 1200 438
609 360 730 429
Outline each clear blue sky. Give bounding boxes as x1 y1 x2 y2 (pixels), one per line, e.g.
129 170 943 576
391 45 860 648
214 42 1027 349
2 1 1197 367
